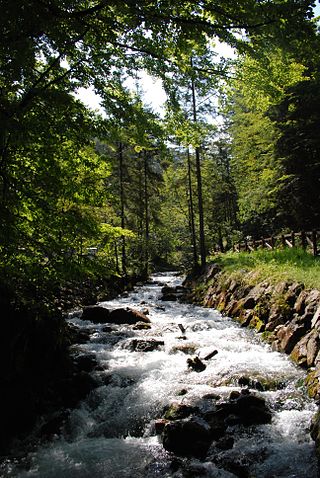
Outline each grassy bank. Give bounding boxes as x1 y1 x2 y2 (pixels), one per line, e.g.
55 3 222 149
210 247 320 290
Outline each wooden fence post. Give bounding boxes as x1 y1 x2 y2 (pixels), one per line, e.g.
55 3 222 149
271 236 275 249
301 231 307 250
291 231 295 248
312 230 318 256
281 234 286 249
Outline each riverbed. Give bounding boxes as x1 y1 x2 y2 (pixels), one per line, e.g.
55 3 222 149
1 273 318 477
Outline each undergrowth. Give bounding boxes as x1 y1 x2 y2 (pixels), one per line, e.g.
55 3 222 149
210 247 320 289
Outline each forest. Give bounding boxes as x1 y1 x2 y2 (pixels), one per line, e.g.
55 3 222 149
2 0 320 468
1 0 320 307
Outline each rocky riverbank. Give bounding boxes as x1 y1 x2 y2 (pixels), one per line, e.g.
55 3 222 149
183 263 320 455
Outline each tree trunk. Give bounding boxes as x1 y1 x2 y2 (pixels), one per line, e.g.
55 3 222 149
143 150 149 277
118 142 127 277
187 147 198 268
191 71 206 268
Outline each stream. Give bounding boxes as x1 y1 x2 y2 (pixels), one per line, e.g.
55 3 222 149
1 272 319 477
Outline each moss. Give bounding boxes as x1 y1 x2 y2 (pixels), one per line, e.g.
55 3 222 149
305 370 320 399
249 316 265 332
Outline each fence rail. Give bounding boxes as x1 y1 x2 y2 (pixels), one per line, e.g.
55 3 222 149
231 230 320 256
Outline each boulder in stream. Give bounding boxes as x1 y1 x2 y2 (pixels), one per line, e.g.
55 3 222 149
109 307 151 325
81 305 111 323
162 417 212 458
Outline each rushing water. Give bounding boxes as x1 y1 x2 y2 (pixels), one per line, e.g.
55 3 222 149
1 273 319 477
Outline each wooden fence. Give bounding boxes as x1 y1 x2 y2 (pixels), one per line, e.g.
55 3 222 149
231 230 320 256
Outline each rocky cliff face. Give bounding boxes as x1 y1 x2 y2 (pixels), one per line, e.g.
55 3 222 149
184 263 320 453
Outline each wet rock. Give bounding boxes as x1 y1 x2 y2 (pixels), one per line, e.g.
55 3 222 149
170 343 198 355
123 338 164 352
162 417 212 458
177 389 188 396
67 323 92 344
74 353 98 373
187 356 206 372
132 321 152 330
235 394 272 425
109 307 151 325
154 418 168 434
81 305 110 323
202 392 221 400
163 403 199 421
202 410 227 440
101 325 113 333
238 376 264 391
204 392 271 429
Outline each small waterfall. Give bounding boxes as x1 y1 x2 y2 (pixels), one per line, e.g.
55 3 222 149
1 273 318 477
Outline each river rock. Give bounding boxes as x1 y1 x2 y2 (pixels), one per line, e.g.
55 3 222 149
132 321 152 330
109 307 151 324
162 417 212 458
204 392 271 428
163 403 198 420
81 305 110 323
123 338 164 352
74 353 98 373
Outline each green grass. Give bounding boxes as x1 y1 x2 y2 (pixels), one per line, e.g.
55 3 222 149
210 247 320 290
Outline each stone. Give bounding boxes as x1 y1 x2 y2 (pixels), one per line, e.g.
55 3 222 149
163 403 198 420
285 283 305 307
294 290 310 314
311 305 320 329
132 321 152 330
74 354 98 373
275 322 306 354
109 307 151 325
162 418 212 458
81 305 110 323
123 338 164 352
154 419 168 434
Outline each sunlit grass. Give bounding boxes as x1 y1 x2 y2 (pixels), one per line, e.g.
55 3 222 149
210 247 320 289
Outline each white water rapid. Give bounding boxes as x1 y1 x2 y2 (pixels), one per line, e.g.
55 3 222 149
2 273 319 477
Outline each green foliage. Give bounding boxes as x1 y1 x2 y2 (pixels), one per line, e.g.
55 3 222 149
212 248 320 289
